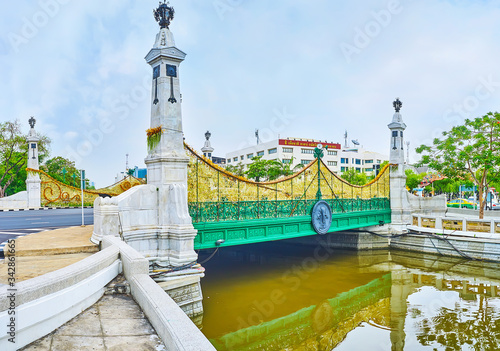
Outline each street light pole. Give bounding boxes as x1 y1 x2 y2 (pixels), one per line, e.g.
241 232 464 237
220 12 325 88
81 169 85 227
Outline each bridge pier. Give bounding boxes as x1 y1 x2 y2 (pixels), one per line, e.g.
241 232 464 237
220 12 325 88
287 225 391 250
92 9 204 320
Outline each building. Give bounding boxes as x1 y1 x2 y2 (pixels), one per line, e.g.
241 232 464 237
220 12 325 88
339 148 388 174
225 137 388 175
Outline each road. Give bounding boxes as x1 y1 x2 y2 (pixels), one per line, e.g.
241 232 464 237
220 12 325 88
0 208 94 230
0 208 94 256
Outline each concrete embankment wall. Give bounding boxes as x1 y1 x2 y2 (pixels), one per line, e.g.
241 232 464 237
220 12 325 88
0 237 215 351
391 212 500 262
390 233 500 262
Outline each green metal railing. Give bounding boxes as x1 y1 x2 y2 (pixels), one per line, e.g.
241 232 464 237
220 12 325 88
188 197 390 223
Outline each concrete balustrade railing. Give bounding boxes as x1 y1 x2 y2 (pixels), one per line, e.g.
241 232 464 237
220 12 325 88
0 236 215 351
101 236 216 351
410 214 500 238
0 245 121 350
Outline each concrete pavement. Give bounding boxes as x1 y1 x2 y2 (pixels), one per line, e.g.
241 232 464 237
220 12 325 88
1 226 168 350
21 283 167 351
0 226 98 284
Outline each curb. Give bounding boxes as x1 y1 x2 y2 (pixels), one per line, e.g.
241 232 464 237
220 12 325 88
0 207 93 212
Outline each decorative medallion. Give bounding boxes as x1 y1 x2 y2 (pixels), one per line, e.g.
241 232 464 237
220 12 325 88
311 200 332 235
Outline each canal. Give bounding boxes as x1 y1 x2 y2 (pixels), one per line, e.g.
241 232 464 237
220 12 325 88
197 237 500 350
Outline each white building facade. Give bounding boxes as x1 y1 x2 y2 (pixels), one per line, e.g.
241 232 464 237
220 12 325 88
225 137 388 175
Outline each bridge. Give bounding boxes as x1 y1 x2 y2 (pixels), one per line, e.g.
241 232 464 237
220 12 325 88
184 144 392 250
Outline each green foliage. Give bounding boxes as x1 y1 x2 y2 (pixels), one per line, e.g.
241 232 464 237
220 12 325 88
416 112 500 217
147 133 161 151
226 163 246 177
341 168 368 185
245 157 295 182
0 120 50 197
405 169 424 191
41 156 90 188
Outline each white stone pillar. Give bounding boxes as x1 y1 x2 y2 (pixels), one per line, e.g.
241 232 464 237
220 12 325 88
26 117 41 208
388 99 412 233
201 131 215 162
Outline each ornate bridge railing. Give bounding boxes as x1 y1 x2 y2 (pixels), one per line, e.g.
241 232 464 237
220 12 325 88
189 198 389 223
185 143 391 248
185 143 390 221
26 168 144 206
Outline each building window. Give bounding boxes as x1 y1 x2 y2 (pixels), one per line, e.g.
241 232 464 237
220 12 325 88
282 159 292 164
203 153 207 157
377 160 381 164
327 161 337 166
257 151 264 157
341 158 348 164
392 131 398 137
301 148 314 154
227 159 231 163
268 148 277 154
341 167 348 172
365 168 373 172
356 168 361 172
365 159 374 164
247 153 254 159
355 159 361 165
327 150 337 156
233 157 238 162
301 159 312 165
208 153 212 158
282 147 293 153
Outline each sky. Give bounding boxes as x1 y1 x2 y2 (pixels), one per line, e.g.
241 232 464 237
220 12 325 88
2 0 500 187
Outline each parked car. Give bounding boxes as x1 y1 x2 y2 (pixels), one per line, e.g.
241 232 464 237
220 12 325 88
447 199 474 209
486 202 500 210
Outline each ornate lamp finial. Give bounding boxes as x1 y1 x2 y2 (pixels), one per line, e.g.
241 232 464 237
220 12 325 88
393 98 402 113
154 1 175 29
28 116 36 129
205 131 211 141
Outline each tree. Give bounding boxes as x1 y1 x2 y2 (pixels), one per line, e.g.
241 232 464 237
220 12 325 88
341 168 368 185
0 120 50 197
41 156 87 187
405 169 424 191
226 163 246 177
416 112 500 218
245 157 294 182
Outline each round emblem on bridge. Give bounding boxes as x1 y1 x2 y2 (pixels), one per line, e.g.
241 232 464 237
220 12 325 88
311 200 332 235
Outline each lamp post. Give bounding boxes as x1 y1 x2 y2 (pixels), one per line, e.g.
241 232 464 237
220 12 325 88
81 170 85 226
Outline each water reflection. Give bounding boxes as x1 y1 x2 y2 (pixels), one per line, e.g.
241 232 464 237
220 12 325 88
197 239 500 350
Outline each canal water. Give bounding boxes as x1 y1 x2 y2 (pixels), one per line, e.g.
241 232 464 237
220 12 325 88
197 237 500 350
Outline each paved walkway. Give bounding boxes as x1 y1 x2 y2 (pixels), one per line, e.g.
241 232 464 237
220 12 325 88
0 226 98 284
1 227 167 350
21 292 166 351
